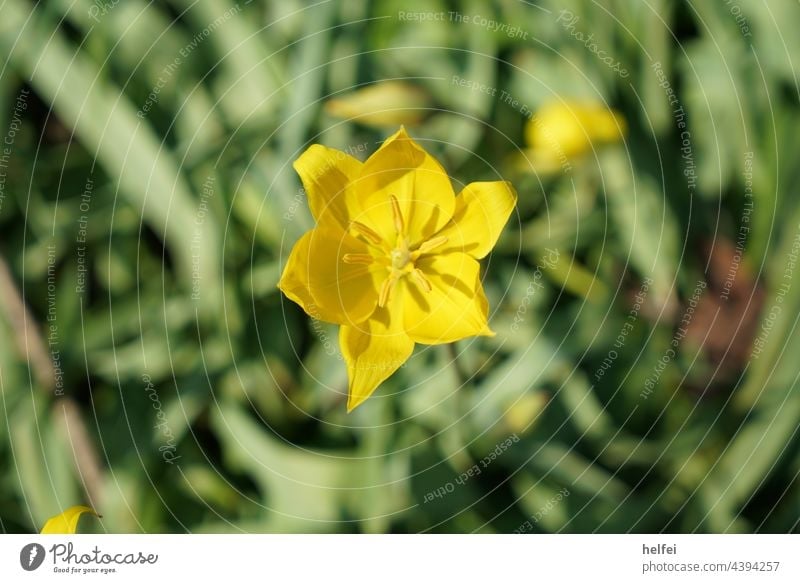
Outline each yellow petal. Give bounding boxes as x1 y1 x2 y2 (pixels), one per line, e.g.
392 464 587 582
293 144 362 229
40 505 98 534
506 148 568 176
403 252 493 344
340 303 414 412
278 230 343 323
324 81 431 128
436 181 517 259
525 100 626 159
279 226 381 325
353 127 455 245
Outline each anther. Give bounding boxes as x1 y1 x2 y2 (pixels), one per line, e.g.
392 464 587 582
342 253 374 265
411 268 433 293
378 275 399 307
413 235 448 257
350 221 384 245
390 195 405 235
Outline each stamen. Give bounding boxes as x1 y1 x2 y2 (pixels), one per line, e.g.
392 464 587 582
413 235 448 257
342 253 374 265
350 221 383 245
390 195 405 235
411 268 432 293
378 275 399 307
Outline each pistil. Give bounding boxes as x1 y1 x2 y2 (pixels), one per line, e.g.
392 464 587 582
346 194 446 308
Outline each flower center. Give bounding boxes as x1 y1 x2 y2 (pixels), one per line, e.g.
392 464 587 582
344 195 449 308
390 246 411 270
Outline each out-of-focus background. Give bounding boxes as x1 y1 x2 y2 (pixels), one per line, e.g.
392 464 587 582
0 0 798 533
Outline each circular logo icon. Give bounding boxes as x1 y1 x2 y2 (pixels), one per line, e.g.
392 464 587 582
20 543 46 571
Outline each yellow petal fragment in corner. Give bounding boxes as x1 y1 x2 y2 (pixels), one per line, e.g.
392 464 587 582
403 253 493 345
293 144 362 229
354 127 455 245
40 505 98 534
340 304 415 412
436 181 517 259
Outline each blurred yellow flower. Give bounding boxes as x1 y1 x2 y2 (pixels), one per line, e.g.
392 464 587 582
518 99 626 172
279 127 516 411
324 81 431 128
504 392 550 435
40 505 98 534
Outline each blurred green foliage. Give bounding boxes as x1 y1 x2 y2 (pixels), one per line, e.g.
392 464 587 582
0 0 798 533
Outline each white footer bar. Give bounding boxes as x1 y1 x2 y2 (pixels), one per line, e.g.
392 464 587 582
1 534 796 582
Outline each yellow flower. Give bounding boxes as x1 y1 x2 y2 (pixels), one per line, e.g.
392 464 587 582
324 81 431 128
279 127 516 411
519 99 626 171
40 505 98 534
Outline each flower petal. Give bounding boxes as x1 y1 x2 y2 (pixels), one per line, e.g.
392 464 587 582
40 505 98 534
293 144 363 229
278 230 343 323
353 127 455 245
436 181 517 259
525 100 626 158
403 252 494 344
278 226 381 325
340 304 415 412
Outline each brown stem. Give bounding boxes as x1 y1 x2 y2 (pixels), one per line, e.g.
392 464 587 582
0 254 104 509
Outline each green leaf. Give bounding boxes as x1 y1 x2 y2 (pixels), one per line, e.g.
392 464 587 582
0 0 221 313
